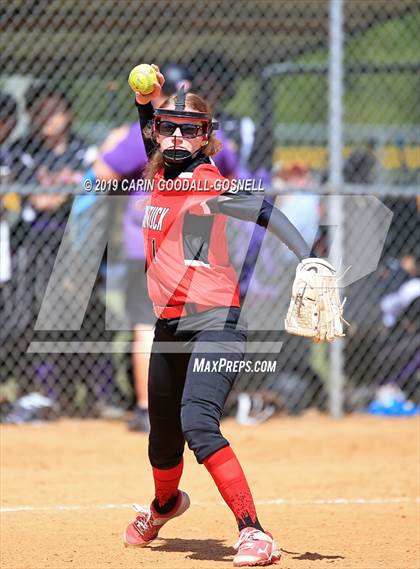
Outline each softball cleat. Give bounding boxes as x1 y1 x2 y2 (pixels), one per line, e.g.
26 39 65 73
233 527 281 566
123 490 190 547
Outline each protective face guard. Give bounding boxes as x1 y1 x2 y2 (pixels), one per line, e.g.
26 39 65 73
153 85 219 166
153 84 219 141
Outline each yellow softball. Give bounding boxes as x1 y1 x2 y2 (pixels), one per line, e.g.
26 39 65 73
128 64 157 95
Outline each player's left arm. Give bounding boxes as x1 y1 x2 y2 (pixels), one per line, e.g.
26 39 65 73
206 190 311 261
204 185 346 342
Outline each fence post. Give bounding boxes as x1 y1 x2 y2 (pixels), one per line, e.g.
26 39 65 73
328 0 346 417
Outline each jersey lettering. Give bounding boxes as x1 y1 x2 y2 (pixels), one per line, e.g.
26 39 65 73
143 206 170 231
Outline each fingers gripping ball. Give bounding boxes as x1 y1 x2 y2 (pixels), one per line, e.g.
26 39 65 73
128 64 157 95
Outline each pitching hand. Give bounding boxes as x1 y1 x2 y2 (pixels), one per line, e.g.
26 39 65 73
135 64 165 105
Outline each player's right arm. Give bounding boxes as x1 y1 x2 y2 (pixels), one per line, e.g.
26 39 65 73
135 101 156 158
132 64 165 159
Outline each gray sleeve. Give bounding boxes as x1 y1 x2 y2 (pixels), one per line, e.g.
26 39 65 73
207 191 311 260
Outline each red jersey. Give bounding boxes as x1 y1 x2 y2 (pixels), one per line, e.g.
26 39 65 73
143 163 240 317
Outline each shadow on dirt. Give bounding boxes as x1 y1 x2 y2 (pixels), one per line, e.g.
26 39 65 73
152 537 236 562
282 548 345 561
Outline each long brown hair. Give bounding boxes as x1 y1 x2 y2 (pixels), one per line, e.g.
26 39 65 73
143 93 222 179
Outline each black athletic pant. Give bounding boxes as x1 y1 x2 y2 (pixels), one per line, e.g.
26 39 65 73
148 307 247 468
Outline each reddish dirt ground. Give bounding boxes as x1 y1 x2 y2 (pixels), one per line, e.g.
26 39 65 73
1 415 419 569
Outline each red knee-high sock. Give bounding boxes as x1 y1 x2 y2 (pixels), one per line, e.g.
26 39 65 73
152 458 183 511
203 446 264 532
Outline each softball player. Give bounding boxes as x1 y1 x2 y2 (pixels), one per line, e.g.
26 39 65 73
123 65 311 567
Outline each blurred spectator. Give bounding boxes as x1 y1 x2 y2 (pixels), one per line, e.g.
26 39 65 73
0 93 23 388
383 195 419 260
1 84 103 418
233 161 319 308
17 84 94 314
342 139 419 407
273 161 319 262
345 255 420 408
375 258 420 402
21 84 94 185
0 92 17 148
381 274 420 328
343 140 379 185
228 161 323 421
0 93 19 285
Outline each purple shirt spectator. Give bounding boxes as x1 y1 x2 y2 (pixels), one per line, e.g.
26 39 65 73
102 123 146 179
101 122 240 260
212 130 239 179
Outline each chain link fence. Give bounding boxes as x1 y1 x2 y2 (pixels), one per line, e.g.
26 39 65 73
1 0 419 422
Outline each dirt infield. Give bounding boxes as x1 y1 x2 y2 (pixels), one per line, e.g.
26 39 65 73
1 414 419 569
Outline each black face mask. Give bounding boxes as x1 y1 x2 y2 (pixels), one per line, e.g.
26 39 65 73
162 141 203 167
162 147 193 166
